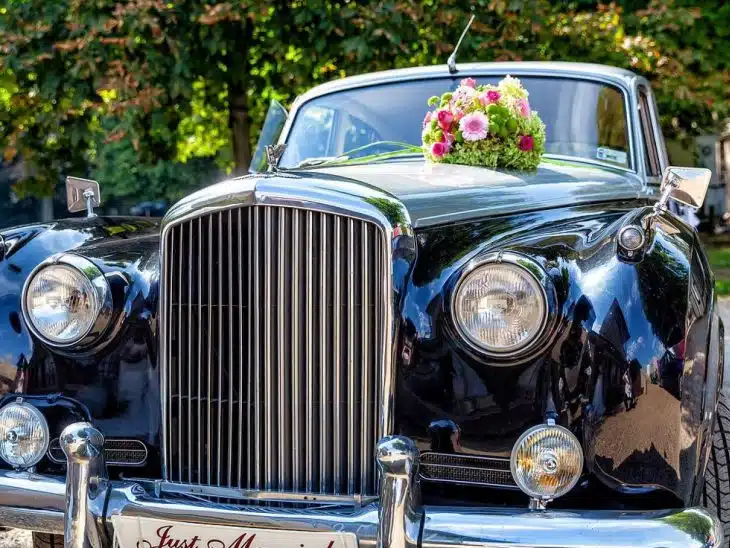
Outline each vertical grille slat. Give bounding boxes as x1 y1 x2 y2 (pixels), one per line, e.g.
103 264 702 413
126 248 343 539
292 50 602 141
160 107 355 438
319 213 330 493
164 204 387 498
227 209 234 488
346 219 356 494
291 210 301 492
304 211 314 492
277 210 287 491
238 209 245 489
361 224 371 491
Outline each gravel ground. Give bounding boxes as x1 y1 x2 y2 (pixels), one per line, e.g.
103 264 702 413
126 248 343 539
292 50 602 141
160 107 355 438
0 529 30 548
2 299 730 547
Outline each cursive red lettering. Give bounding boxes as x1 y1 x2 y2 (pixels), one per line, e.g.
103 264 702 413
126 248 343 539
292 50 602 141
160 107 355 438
156 525 174 548
227 534 256 548
149 525 202 548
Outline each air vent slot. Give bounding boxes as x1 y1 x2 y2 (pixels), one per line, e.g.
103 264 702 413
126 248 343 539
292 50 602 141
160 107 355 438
420 452 517 489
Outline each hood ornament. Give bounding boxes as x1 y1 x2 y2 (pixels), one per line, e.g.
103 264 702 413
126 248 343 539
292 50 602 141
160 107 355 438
265 144 288 172
447 14 475 74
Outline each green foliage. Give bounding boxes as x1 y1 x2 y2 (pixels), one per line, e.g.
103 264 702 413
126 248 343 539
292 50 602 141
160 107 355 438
0 0 728 203
92 136 220 205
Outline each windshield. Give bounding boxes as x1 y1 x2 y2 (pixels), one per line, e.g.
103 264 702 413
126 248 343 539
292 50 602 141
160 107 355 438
279 76 631 169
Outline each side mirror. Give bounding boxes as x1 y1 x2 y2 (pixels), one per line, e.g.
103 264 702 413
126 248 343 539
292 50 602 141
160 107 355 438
659 166 711 210
66 176 101 217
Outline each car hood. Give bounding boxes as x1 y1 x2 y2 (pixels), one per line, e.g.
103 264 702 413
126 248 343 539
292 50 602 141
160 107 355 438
310 158 648 227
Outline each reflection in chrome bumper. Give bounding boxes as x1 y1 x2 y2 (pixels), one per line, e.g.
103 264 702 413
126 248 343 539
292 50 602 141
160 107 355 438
0 424 722 548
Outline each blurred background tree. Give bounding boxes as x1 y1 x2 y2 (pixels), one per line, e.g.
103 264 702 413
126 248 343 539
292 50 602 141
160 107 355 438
0 0 728 215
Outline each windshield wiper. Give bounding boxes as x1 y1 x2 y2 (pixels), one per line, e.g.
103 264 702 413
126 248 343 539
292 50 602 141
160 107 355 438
295 156 345 168
293 141 422 169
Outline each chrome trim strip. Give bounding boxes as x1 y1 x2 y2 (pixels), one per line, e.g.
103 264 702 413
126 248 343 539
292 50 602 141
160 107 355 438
305 210 315 492
292 209 301 491
333 215 342 493
319 211 330 492
157 481 377 506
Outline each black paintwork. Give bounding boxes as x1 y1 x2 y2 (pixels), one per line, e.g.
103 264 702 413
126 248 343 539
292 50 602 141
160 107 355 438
0 218 161 478
0 165 722 507
394 201 720 506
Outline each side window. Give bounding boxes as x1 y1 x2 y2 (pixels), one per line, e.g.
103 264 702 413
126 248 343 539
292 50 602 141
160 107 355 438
638 88 661 177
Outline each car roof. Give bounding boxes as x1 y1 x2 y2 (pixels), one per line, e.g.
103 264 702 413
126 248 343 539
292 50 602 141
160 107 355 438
292 61 642 111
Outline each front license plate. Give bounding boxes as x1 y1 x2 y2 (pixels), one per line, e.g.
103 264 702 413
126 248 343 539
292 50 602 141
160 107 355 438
112 516 358 548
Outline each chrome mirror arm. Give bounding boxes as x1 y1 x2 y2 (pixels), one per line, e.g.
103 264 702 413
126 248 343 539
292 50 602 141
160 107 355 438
83 189 98 218
654 172 680 213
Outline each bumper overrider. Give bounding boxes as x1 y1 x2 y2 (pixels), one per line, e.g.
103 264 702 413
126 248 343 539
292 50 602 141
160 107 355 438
0 424 722 548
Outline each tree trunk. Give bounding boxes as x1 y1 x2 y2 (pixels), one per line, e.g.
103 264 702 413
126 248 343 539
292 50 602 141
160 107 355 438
40 196 54 221
227 18 254 175
229 88 251 174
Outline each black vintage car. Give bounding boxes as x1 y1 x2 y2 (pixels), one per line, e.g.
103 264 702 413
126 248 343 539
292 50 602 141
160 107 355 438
0 62 726 548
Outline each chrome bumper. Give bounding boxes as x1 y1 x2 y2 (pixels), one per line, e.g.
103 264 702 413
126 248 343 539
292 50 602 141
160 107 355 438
0 423 723 548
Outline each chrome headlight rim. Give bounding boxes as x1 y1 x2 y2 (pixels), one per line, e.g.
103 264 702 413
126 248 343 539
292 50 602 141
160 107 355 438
21 253 113 349
450 252 555 359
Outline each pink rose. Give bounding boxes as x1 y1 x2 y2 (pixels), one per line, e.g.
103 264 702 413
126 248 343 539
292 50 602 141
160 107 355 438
437 109 454 131
516 98 531 118
460 77 477 88
422 111 432 128
479 90 501 106
518 135 534 151
431 141 447 158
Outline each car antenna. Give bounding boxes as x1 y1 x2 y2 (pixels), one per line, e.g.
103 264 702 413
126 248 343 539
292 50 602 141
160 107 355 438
447 14 475 75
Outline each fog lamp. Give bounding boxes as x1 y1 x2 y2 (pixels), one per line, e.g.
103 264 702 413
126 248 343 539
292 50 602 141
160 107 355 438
510 422 583 505
0 400 49 469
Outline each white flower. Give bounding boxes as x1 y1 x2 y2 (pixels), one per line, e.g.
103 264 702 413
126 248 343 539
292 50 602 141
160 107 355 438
498 75 529 100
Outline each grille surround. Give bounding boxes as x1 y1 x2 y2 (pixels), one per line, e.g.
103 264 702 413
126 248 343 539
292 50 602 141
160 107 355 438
159 181 397 502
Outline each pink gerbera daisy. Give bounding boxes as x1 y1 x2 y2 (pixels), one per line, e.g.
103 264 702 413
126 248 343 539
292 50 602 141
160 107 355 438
459 112 489 141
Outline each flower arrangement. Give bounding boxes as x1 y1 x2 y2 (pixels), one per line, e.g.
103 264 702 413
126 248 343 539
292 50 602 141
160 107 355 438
421 76 546 170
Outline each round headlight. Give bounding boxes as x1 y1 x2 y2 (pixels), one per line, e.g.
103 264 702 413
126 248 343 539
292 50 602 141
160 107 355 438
0 400 49 468
23 255 111 347
453 258 548 355
510 423 583 502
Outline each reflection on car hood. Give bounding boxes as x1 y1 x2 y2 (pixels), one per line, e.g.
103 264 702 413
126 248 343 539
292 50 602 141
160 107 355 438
312 158 649 227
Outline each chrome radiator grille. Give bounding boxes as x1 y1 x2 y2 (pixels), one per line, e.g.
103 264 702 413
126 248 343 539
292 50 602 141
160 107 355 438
161 204 388 497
